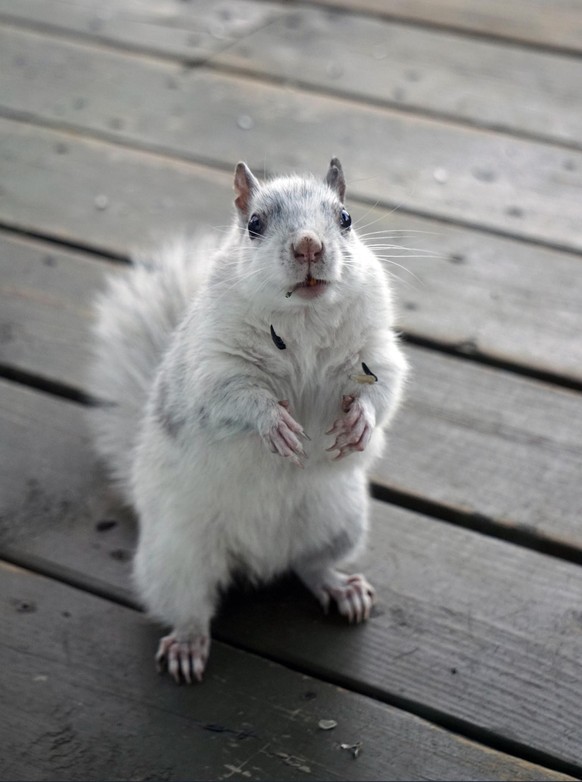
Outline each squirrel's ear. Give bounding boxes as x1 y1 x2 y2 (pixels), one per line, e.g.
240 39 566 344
234 162 260 215
325 157 346 202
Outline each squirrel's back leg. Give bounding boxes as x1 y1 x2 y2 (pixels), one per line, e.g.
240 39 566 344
132 487 230 684
293 469 375 623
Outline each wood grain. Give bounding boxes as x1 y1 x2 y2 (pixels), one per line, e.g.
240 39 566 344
6 564 562 782
2 233 582 547
0 0 284 61
376 345 582 544
308 0 582 54
5 5 582 147
214 7 582 148
2 28 582 251
2 120 582 385
2 382 582 768
0 118 233 253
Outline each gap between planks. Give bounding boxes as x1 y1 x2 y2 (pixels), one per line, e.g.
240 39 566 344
1 559 574 782
3 17 582 156
2 216 582 394
1 546 580 781
260 0 582 58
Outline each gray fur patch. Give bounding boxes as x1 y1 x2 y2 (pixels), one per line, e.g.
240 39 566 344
154 378 186 438
298 527 359 570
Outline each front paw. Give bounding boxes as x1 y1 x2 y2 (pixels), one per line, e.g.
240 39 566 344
262 400 308 468
326 395 374 460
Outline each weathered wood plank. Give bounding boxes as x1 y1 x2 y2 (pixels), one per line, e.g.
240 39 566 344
0 0 284 61
0 119 233 253
5 5 582 148
3 0 581 62
2 29 582 251
2 382 582 769
0 233 117 392
6 565 560 782
2 235 582 547
377 345 582 544
214 7 582 148
4 212 582 396
3 125 582 387
309 0 582 54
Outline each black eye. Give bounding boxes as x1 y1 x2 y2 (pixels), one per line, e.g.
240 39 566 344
339 209 352 231
248 213 264 239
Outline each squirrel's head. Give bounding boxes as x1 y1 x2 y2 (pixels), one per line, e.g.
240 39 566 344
232 159 360 307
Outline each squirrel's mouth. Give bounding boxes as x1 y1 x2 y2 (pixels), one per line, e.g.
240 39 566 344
291 274 329 299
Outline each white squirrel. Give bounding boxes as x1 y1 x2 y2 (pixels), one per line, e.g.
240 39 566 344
89 158 408 683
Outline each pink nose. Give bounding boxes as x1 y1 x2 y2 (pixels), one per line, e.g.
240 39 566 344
292 233 323 264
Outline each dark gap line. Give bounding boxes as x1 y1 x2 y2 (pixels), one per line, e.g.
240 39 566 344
2 546 580 779
0 13 209 67
2 1 582 68
371 483 582 567
0 223 128 264
0 364 95 406
208 60 582 155
251 0 582 62
400 333 582 393
349 192 582 259
1 548 139 611
1 107 582 261
211 639 582 780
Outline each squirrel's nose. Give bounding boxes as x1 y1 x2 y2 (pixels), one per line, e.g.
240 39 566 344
292 232 323 264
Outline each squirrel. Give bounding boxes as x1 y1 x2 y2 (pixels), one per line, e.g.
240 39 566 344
88 158 408 683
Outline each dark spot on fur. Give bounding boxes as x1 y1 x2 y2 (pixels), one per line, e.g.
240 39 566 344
270 324 287 350
506 205 524 219
95 519 117 532
110 548 131 562
154 378 186 438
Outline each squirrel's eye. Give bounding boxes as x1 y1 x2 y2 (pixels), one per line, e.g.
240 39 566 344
339 209 352 231
248 213 264 239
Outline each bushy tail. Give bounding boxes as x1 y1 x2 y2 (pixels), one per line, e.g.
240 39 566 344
87 236 215 500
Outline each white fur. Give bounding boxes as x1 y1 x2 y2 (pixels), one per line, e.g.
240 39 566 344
88 163 408 674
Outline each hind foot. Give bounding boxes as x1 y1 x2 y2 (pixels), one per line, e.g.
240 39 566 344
156 632 210 684
301 569 376 623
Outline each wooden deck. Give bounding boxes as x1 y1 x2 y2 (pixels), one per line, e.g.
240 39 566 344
1 1 582 779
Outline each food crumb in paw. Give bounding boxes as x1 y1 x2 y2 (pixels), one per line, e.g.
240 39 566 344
318 719 338 731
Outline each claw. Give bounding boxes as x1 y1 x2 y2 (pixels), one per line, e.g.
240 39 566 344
326 398 373 460
318 573 375 624
264 403 307 468
156 633 210 684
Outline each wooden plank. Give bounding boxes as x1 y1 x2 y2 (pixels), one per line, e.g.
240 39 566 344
2 237 582 547
2 0 581 61
0 0 284 61
2 384 582 769
4 4 582 148
0 210 582 389
2 30 582 252
376 345 582 545
2 127 582 386
308 0 582 55
214 7 582 148
0 119 233 254
0 233 117 393
6 565 561 782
